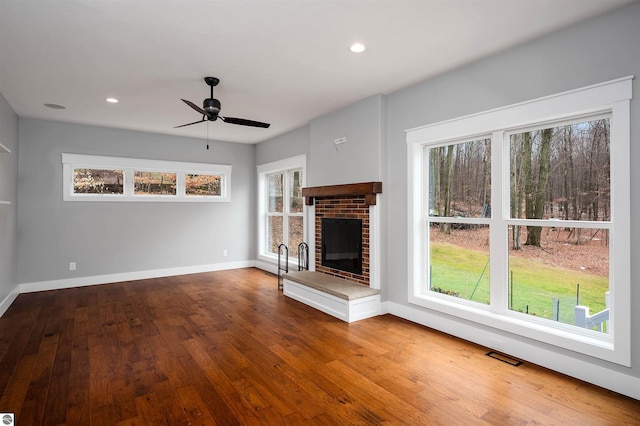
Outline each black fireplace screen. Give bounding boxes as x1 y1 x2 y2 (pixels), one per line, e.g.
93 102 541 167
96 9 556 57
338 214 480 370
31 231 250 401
321 218 362 275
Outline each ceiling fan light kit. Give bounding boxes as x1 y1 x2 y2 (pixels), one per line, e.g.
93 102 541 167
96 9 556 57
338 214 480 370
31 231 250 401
175 77 270 129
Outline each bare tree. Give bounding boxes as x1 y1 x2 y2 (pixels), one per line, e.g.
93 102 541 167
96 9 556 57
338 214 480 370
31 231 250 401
441 145 454 234
510 134 525 250
526 128 552 246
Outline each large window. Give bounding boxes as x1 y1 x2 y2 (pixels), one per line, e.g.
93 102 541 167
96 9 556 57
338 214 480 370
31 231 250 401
62 154 231 202
407 77 631 365
257 155 306 264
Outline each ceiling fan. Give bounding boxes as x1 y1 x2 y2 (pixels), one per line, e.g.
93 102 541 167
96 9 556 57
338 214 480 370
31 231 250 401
175 77 270 129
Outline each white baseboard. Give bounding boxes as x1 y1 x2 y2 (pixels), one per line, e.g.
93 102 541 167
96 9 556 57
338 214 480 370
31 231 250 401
0 285 20 317
385 301 640 400
254 259 279 275
19 260 255 294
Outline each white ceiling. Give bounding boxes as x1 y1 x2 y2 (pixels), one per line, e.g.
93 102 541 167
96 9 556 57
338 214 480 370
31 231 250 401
0 0 633 144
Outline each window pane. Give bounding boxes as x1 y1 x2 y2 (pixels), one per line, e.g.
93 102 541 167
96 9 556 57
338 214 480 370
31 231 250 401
288 216 304 258
73 168 123 194
508 225 609 332
134 171 176 195
267 216 283 254
185 174 221 196
268 173 283 213
428 138 491 218
429 223 490 305
510 118 610 221
289 169 303 213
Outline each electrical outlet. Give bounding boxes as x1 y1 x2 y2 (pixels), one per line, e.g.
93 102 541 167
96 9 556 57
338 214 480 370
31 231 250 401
223 249 228 257
69 262 76 271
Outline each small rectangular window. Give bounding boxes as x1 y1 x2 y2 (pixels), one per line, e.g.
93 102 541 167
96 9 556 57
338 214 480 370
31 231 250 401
185 174 221 196
134 171 177 195
73 168 123 194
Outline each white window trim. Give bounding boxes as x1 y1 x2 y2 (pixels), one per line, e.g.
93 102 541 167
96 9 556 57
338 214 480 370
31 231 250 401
257 155 307 265
62 153 231 202
406 76 632 366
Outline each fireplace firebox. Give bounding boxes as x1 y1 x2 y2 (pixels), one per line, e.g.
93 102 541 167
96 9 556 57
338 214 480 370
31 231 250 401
321 218 362 275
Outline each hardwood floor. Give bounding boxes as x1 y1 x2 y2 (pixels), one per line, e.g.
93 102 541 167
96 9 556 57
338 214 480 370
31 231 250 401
0 268 638 425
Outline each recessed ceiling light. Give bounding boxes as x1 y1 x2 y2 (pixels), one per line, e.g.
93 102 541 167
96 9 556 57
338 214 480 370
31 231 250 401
106 98 119 103
349 43 366 53
44 103 66 110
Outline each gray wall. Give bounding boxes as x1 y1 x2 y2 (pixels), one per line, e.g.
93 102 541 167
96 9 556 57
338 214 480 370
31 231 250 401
256 94 386 187
308 94 385 186
385 2 640 380
0 93 18 302
255 125 309 166
17 119 256 284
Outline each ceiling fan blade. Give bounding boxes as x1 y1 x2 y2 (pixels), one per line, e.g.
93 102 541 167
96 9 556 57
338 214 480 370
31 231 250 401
174 118 206 128
219 116 271 128
181 99 206 115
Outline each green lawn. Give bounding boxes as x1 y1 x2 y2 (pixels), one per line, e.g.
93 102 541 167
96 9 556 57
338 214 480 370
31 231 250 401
430 242 608 327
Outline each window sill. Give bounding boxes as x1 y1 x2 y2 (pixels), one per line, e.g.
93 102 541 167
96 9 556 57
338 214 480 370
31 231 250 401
258 253 302 270
63 194 230 203
408 293 626 366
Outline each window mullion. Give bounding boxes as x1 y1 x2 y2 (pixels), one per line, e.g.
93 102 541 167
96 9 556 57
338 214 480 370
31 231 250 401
124 169 134 196
283 171 290 253
491 131 508 313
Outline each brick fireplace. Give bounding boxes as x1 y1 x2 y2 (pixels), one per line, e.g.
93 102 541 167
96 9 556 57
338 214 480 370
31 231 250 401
302 182 382 287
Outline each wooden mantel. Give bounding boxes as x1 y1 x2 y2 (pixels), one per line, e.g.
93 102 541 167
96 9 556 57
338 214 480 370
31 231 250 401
302 182 382 206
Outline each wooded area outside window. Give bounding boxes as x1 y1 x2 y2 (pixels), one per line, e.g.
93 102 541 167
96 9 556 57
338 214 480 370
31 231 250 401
134 171 177 196
427 138 491 305
62 154 231 202
507 118 611 326
257 155 306 265
185 174 222 197
266 169 304 257
73 168 124 194
407 77 631 366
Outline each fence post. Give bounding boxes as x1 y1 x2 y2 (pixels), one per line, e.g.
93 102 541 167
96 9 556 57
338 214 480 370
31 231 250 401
575 305 588 328
552 298 560 321
605 291 610 332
